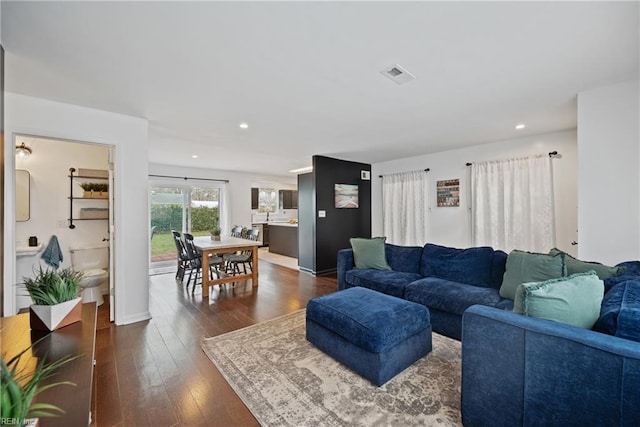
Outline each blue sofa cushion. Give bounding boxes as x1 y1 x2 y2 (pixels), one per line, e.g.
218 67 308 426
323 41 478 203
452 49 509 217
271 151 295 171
385 243 423 274
405 277 511 316
489 250 508 289
306 287 431 353
595 280 640 342
419 243 495 288
604 261 640 293
345 269 422 298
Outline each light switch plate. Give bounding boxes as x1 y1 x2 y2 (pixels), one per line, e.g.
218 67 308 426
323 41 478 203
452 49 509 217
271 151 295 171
361 170 371 180
318 210 326 218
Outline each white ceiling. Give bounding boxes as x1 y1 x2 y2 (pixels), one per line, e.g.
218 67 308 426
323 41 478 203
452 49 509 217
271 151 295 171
2 1 638 176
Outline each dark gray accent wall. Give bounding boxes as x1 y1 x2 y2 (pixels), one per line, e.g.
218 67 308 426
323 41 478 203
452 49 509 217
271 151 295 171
298 155 371 275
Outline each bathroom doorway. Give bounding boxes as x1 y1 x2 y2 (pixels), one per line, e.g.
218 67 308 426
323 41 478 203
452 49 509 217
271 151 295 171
13 135 115 320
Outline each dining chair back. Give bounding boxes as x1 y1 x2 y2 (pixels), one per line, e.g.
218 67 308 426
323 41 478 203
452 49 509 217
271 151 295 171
172 230 190 281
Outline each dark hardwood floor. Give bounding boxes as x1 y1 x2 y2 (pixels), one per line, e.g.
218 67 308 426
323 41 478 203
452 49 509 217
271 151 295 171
95 261 337 426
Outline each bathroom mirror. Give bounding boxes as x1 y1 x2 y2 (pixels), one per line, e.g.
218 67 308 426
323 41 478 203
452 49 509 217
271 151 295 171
16 169 30 221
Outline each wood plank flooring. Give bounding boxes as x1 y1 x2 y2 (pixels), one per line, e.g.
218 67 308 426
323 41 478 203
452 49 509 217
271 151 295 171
94 261 337 426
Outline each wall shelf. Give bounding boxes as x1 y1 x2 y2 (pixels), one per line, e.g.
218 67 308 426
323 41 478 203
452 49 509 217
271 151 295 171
68 167 109 229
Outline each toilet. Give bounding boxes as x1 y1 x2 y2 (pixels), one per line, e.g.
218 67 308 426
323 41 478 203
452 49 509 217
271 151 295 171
69 243 109 306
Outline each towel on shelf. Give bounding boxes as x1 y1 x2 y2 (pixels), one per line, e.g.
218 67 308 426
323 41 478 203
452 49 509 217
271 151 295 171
41 235 63 269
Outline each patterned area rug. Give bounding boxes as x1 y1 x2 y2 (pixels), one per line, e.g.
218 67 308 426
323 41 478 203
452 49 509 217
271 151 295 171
201 310 462 426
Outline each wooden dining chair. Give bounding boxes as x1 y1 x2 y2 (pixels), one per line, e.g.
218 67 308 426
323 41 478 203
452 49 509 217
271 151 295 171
171 230 190 282
183 233 223 293
225 229 260 275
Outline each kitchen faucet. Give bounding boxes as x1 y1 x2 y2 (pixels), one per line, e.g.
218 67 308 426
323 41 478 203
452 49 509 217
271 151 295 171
266 212 270 222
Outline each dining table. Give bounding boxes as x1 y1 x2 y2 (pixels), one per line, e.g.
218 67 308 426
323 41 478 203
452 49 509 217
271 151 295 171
193 235 261 297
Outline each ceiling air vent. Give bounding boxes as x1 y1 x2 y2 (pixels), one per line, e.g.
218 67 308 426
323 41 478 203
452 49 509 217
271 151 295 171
380 64 416 85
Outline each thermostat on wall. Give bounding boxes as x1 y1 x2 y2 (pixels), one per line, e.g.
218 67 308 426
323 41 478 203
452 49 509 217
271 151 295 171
361 170 371 180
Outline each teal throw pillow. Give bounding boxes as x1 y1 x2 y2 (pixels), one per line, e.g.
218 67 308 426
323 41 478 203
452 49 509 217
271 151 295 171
513 271 604 329
350 237 391 270
549 248 624 280
500 250 565 300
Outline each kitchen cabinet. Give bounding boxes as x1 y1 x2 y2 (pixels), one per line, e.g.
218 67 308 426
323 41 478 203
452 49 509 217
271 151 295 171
279 190 298 210
251 187 259 209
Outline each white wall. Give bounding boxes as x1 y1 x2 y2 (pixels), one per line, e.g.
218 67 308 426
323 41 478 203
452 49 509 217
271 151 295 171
14 137 109 310
372 130 578 254
577 79 640 265
148 163 296 231
4 93 150 325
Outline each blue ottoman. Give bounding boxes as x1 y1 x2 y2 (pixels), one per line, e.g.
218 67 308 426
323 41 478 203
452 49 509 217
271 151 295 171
306 287 432 386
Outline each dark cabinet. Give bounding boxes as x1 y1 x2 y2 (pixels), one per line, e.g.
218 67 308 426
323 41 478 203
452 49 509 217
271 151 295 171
251 187 259 209
279 189 298 210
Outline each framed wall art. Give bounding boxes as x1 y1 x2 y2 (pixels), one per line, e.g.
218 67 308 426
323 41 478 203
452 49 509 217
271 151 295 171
437 179 460 207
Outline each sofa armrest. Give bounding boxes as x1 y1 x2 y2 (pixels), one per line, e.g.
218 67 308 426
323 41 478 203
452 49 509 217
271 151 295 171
337 248 354 290
461 305 640 427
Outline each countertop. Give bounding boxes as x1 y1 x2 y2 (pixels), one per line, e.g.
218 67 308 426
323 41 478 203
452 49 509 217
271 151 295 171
268 222 298 227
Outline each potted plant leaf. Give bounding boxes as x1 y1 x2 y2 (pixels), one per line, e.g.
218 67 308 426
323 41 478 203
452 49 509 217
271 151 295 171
1 341 77 426
79 182 94 198
210 215 222 241
23 267 83 331
92 183 109 199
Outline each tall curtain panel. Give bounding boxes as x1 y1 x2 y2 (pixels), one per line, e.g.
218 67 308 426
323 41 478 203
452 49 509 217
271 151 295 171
382 170 427 246
471 155 555 253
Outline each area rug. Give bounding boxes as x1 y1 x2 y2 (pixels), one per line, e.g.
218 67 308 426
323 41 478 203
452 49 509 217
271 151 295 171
201 310 462 426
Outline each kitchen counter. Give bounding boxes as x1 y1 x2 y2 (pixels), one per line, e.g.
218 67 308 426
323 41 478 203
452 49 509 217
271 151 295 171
269 223 298 258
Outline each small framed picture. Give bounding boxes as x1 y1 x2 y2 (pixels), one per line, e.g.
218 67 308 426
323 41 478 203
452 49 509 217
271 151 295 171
437 179 460 207
334 184 359 208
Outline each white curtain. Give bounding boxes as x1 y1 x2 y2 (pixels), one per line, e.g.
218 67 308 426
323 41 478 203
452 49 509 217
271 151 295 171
382 170 427 246
471 155 555 253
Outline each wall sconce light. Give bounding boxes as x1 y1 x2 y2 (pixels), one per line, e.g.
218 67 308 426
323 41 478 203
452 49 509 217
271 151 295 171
15 142 32 159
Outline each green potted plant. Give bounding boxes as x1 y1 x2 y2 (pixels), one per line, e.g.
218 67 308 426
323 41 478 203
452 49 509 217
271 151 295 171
23 267 83 331
78 182 108 198
210 215 222 241
1 341 77 426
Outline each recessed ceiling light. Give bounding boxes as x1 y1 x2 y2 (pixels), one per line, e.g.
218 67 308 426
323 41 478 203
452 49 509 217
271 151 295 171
289 166 313 173
192 154 198 159
515 123 526 130
239 122 249 129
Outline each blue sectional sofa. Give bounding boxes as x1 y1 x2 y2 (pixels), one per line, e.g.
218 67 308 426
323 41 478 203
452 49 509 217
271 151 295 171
461 303 640 426
339 241 640 424
338 243 513 339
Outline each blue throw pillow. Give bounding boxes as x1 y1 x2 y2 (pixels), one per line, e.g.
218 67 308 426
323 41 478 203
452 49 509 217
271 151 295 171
513 271 604 329
350 237 391 270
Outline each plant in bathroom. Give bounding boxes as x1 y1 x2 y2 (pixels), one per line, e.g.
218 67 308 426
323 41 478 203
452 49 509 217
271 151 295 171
79 182 108 198
23 267 84 331
1 339 78 425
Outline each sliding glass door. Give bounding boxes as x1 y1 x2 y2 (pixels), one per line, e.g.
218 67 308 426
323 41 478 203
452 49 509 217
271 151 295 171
149 183 223 271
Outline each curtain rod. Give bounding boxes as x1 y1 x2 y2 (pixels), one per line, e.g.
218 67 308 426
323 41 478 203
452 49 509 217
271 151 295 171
379 168 430 178
149 174 229 183
466 151 559 166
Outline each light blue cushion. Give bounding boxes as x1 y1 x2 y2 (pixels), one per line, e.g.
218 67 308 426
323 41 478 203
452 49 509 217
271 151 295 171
350 237 391 270
513 271 604 329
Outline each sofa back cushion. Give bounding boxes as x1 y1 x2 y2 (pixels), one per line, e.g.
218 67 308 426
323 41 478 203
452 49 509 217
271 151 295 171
420 243 495 287
594 280 640 342
489 250 508 289
500 250 565 299
385 243 423 274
